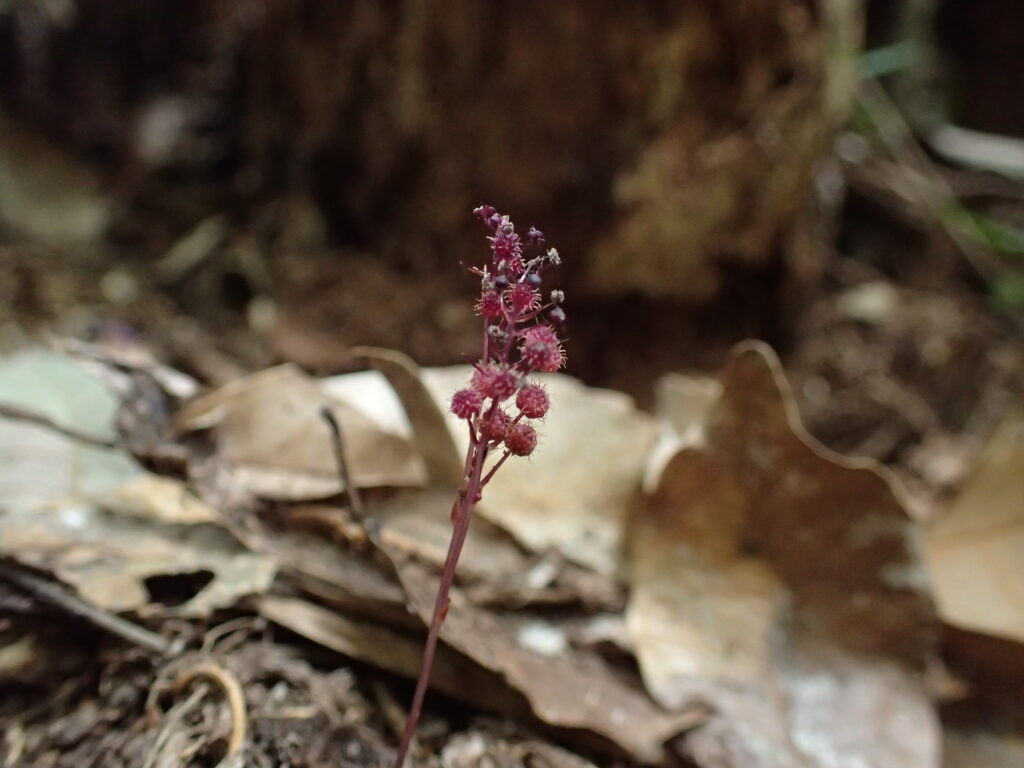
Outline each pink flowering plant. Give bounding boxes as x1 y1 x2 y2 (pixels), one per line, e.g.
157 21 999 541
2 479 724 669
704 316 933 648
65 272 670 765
394 205 566 767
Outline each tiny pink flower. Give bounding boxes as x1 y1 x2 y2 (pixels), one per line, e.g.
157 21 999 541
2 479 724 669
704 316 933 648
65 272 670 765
520 324 564 372
450 388 483 419
479 409 510 442
516 385 549 419
504 423 538 456
523 324 557 345
471 365 517 401
395 205 564 768
476 290 503 318
506 283 540 312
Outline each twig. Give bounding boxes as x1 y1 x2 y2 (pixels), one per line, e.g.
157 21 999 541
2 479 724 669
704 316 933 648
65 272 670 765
172 662 248 757
0 561 174 655
320 406 365 520
0 403 119 450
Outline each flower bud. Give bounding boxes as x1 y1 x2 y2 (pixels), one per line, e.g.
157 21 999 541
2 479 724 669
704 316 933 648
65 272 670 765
516 385 549 419
505 423 538 456
450 388 483 419
476 290 503 318
479 409 510 442
507 283 540 312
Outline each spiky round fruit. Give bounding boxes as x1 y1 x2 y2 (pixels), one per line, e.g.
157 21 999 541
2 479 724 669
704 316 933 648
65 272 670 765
479 409 510 442
505 423 538 456
476 291 503 318
516 385 549 419
450 388 483 419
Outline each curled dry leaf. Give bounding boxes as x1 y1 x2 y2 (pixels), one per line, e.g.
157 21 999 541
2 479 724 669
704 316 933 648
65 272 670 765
343 347 464 488
176 364 425 500
0 349 274 617
630 342 939 768
924 408 1024 644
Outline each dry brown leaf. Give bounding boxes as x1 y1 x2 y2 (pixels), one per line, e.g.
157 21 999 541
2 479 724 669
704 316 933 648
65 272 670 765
390 555 701 763
323 362 655 576
630 342 939 767
417 367 656 577
242 513 408 620
372 489 622 610
924 409 1024 643
176 364 425 500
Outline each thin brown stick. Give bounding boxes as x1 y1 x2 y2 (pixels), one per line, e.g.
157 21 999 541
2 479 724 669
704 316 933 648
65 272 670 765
320 406 365 519
0 403 119 450
0 561 174 655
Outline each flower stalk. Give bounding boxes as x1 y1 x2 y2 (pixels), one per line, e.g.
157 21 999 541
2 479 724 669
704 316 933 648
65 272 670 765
393 206 565 767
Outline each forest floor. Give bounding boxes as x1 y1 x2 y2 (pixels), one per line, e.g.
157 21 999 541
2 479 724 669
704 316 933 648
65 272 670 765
1 130 1024 768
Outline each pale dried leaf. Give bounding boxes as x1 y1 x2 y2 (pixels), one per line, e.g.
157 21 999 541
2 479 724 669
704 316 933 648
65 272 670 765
924 409 1024 643
0 349 139 511
420 367 657 576
176 364 425 499
0 350 274 616
0 504 275 616
678 644 939 768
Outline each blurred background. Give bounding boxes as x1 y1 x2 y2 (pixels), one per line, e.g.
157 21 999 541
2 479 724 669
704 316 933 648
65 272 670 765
3 1 1024 468
1 1 1024 763
1 1 1022 457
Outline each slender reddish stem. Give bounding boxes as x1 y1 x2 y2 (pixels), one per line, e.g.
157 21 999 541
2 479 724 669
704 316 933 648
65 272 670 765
479 449 512 488
392 440 489 767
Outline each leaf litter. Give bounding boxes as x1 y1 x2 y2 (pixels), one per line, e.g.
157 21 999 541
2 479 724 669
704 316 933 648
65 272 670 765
630 343 940 767
4 337 1023 766
0 349 275 618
